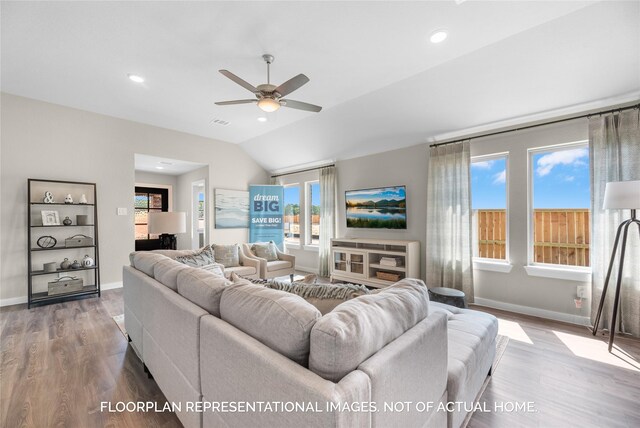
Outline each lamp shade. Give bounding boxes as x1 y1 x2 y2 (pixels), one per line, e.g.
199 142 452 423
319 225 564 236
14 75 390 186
603 180 640 209
148 212 187 234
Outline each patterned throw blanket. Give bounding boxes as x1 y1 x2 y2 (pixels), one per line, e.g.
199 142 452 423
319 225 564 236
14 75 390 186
248 278 370 300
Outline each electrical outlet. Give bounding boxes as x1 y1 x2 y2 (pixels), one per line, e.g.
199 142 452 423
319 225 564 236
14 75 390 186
117 207 127 216
577 285 588 299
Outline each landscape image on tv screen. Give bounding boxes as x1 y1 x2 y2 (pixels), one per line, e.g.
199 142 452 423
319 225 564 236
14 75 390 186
345 186 407 229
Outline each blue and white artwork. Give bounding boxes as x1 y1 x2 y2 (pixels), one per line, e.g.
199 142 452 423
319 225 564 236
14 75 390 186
215 189 249 229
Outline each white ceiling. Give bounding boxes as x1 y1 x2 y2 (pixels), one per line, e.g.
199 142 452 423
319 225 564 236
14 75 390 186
134 154 206 176
2 1 639 172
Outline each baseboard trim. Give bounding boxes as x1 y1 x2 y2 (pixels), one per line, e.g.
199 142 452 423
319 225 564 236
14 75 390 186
474 297 591 326
0 281 123 307
296 265 319 275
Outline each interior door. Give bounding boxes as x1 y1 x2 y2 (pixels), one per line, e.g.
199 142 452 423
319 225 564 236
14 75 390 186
134 186 169 251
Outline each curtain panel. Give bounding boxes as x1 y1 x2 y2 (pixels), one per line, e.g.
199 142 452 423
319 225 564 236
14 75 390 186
589 109 640 337
426 141 474 302
318 166 337 277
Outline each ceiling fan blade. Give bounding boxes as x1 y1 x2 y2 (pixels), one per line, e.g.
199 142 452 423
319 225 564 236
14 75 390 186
274 74 310 97
215 99 256 106
219 70 258 93
280 99 322 112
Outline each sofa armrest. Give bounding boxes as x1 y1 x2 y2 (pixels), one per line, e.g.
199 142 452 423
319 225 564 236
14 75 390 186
275 249 295 264
238 251 260 271
241 243 268 277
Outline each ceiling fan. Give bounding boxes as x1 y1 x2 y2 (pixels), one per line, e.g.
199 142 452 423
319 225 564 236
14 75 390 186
215 54 322 113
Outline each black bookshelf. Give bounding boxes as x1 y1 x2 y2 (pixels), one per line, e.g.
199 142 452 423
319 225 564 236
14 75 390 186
27 179 101 308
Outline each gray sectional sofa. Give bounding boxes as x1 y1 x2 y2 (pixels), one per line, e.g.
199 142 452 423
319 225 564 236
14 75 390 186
123 250 497 428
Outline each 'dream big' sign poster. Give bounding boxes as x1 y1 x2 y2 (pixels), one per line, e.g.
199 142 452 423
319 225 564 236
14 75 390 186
249 185 284 249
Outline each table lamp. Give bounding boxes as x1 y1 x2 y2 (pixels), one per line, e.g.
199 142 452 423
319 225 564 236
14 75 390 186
591 180 640 351
148 212 187 250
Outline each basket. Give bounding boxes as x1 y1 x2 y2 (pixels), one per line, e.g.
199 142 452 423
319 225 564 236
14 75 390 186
376 271 401 282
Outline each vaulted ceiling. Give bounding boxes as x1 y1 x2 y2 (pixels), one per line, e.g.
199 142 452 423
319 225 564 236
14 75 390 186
2 1 639 171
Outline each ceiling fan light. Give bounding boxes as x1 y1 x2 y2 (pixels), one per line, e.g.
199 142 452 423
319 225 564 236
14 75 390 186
258 98 281 112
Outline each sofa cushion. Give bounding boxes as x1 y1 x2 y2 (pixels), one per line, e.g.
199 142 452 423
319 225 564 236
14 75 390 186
252 241 278 261
213 244 240 267
131 252 169 277
153 258 192 291
309 278 430 382
175 245 214 267
220 282 321 366
430 302 498 405
266 260 292 272
176 268 233 317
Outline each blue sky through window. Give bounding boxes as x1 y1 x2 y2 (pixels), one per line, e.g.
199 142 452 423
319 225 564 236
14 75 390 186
471 157 507 209
284 186 300 206
310 183 320 206
532 146 590 208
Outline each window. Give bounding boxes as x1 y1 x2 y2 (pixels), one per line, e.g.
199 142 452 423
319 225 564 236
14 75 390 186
134 186 169 251
529 142 590 267
307 181 321 245
471 154 508 260
284 185 300 246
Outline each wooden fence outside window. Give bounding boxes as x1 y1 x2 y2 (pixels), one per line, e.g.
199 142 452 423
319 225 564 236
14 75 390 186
473 208 590 267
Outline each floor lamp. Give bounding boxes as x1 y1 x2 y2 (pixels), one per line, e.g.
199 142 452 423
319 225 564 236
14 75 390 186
148 212 187 250
592 180 640 351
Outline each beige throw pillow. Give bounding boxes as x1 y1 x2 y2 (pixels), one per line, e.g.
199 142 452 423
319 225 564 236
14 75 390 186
251 241 278 261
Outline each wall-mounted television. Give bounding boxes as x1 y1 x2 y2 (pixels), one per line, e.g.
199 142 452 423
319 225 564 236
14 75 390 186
345 185 407 229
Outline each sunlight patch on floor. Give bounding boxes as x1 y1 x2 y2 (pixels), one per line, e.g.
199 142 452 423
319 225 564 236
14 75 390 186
553 330 640 372
497 319 533 344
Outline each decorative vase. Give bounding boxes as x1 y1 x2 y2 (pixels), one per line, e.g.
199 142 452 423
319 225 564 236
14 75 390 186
64 194 73 204
79 194 88 204
63 216 72 226
82 255 94 267
70 260 81 269
60 258 71 270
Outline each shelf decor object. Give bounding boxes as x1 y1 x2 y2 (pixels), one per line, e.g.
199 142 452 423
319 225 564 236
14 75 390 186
330 238 419 288
148 211 186 250
592 180 640 351
28 178 100 308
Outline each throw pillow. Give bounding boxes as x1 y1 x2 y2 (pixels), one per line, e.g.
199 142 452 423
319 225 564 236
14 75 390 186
213 244 240 267
252 241 278 261
200 263 225 277
175 245 214 267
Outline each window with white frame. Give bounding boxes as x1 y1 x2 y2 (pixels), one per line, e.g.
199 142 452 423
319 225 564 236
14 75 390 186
471 154 508 261
306 181 321 245
529 142 590 268
284 184 300 246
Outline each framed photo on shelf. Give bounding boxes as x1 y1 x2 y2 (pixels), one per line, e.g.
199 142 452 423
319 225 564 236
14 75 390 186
41 210 60 226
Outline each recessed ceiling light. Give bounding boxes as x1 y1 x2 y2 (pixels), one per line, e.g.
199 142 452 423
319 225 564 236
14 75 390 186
155 166 164 170
430 30 448 44
127 73 145 83
257 117 268 122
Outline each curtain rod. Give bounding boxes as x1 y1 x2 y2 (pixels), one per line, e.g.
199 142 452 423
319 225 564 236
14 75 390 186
271 163 335 179
428 103 640 149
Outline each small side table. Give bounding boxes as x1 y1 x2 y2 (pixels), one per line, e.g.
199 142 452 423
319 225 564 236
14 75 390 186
428 287 467 308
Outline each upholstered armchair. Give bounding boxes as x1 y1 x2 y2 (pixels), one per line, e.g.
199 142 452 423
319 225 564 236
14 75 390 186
242 243 295 281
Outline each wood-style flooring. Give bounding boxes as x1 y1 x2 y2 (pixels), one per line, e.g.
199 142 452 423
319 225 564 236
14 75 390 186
1 290 639 428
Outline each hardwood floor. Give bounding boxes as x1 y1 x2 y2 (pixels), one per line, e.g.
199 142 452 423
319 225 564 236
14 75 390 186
470 305 640 428
1 290 639 428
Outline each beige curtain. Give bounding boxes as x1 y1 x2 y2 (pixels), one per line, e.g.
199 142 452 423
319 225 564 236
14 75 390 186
426 141 474 302
318 166 337 277
590 109 640 337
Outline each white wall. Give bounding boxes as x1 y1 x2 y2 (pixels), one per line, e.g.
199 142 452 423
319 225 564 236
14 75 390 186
336 144 428 280
470 119 590 323
175 166 209 250
0 94 268 305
